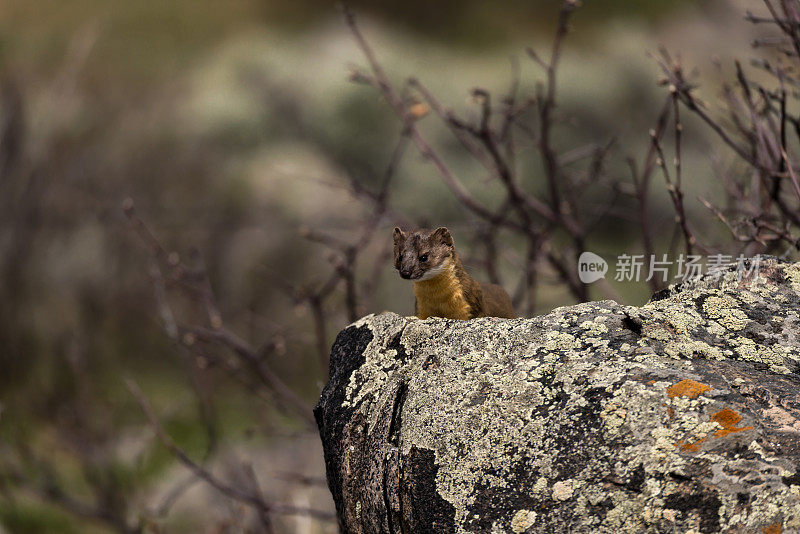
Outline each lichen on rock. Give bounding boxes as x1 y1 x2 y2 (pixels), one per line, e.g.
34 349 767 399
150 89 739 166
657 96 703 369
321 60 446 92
315 256 800 533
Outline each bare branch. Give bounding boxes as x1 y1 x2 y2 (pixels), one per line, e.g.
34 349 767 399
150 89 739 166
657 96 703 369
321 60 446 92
125 379 335 523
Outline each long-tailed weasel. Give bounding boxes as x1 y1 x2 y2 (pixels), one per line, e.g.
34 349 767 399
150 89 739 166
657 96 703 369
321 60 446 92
393 226 515 320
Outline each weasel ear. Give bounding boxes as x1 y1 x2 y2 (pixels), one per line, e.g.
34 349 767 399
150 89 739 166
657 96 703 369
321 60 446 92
393 227 406 243
432 227 453 247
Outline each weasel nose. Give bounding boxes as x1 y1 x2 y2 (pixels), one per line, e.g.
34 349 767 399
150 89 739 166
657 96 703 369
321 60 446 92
399 269 412 279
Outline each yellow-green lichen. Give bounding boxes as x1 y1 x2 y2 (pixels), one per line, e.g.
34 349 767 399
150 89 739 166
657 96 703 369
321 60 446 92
580 320 609 335
643 325 673 341
544 331 582 351
663 339 724 360
703 296 749 331
665 309 701 334
510 509 537 533
733 339 789 374
787 263 800 292
532 476 548 495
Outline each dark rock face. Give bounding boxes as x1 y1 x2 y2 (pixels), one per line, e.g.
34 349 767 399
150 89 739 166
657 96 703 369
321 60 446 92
315 257 800 533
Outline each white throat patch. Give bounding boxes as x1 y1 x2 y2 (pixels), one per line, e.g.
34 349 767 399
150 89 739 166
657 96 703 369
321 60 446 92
417 258 449 281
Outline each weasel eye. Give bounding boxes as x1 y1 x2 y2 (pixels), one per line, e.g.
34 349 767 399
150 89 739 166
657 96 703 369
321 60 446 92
419 253 428 262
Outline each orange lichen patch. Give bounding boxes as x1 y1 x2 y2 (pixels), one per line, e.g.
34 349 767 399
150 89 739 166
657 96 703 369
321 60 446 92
711 408 753 437
666 379 711 399
674 408 753 453
763 523 782 534
667 406 675 419
674 436 707 452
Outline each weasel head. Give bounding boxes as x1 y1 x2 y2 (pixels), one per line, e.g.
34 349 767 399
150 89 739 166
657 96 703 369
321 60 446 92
393 226 454 281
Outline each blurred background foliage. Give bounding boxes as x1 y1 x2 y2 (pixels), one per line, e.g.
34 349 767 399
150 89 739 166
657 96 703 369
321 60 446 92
0 0 789 532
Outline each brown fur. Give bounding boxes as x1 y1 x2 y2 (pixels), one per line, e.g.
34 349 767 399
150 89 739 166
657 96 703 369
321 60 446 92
393 227 515 320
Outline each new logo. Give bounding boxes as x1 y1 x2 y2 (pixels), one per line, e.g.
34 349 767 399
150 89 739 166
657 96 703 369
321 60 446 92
578 252 607 284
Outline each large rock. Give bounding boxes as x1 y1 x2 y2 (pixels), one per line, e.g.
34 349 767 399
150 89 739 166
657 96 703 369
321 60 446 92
315 257 800 533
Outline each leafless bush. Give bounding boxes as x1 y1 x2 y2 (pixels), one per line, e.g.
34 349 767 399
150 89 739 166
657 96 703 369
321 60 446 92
337 0 800 306
658 1 800 255
342 1 617 315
